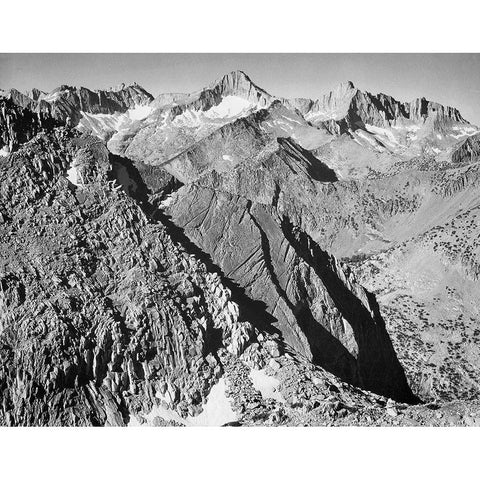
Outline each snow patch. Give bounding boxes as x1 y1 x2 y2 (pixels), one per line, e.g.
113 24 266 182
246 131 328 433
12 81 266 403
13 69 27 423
249 368 284 403
41 91 63 103
77 104 153 138
187 379 237 426
204 95 256 119
453 125 477 133
365 124 399 145
66 164 82 187
356 130 378 147
449 126 480 139
128 378 237 427
172 96 260 128
281 114 303 125
128 104 153 121
159 195 174 208
406 124 421 132
0 146 10 157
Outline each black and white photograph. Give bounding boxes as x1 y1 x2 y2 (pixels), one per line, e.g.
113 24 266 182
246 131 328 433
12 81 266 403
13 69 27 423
1 1 480 478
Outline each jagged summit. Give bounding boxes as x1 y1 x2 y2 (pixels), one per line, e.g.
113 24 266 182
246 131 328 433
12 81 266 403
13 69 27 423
24 87 45 101
298 81 472 135
108 81 143 92
41 82 153 100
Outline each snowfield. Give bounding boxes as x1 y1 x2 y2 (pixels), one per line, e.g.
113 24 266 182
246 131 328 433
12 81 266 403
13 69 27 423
249 368 285 403
77 104 154 138
66 164 82 187
128 378 237 426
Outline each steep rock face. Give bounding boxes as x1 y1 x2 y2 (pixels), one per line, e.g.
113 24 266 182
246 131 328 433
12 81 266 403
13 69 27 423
1 84 154 152
287 81 358 123
25 88 45 101
408 97 465 125
166 183 414 402
6 88 43 111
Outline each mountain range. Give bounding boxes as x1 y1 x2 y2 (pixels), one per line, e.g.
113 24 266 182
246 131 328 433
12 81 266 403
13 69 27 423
1 70 479 426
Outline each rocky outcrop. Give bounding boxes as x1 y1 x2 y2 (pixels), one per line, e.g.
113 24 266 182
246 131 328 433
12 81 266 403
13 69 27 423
0 96 59 152
0 131 264 425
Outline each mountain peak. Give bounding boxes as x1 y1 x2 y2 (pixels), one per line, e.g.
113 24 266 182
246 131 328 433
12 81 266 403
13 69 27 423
108 81 145 93
210 70 256 91
338 80 356 90
206 70 272 107
330 80 358 98
221 69 250 81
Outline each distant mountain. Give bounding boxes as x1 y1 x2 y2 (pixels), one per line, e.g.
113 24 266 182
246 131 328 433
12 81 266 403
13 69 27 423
3 71 477 172
289 80 468 132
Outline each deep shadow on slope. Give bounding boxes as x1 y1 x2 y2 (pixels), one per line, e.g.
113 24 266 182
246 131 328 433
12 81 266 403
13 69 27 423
277 137 338 182
280 217 419 404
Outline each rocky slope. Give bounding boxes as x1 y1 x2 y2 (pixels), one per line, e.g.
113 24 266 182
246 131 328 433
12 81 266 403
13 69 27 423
0 130 262 425
0 128 418 425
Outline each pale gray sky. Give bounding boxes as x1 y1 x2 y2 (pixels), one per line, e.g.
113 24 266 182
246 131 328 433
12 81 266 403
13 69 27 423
1 53 480 125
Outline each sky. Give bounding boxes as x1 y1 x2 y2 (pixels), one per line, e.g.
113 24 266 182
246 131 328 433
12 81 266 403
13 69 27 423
1 53 480 125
